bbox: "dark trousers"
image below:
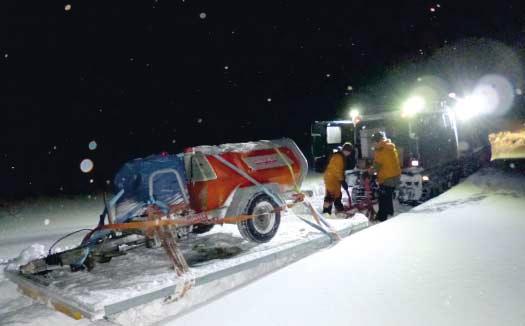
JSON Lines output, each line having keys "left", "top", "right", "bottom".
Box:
{"left": 323, "top": 192, "right": 344, "bottom": 214}
{"left": 376, "top": 185, "right": 395, "bottom": 221}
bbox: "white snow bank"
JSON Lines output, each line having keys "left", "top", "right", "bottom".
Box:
{"left": 6, "top": 244, "right": 46, "bottom": 272}
{"left": 174, "top": 168, "right": 525, "bottom": 326}
{"left": 464, "top": 167, "right": 525, "bottom": 194}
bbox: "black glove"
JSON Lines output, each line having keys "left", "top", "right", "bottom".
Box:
{"left": 342, "top": 180, "right": 349, "bottom": 191}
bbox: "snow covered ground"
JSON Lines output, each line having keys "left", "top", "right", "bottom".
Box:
{"left": 4, "top": 168, "right": 520, "bottom": 325}
{"left": 173, "top": 167, "right": 525, "bottom": 326}
{"left": 0, "top": 173, "right": 369, "bottom": 325}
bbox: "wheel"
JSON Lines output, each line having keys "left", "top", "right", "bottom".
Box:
{"left": 191, "top": 223, "right": 215, "bottom": 234}
{"left": 238, "top": 194, "right": 281, "bottom": 243}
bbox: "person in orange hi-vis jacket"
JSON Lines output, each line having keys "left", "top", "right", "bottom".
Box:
{"left": 369, "top": 131, "right": 401, "bottom": 222}
{"left": 323, "top": 142, "right": 353, "bottom": 216}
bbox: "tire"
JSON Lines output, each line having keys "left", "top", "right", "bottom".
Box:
{"left": 191, "top": 223, "right": 215, "bottom": 234}
{"left": 238, "top": 194, "right": 281, "bottom": 243}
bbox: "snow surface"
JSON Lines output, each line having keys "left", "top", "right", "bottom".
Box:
{"left": 191, "top": 138, "right": 292, "bottom": 155}
{"left": 174, "top": 167, "right": 525, "bottom": 326}
{"left": 0, "top": 172, "right": 372, "bottom": 325}
{"left": 8, "top": 167, "right": 513, "bottom": 326}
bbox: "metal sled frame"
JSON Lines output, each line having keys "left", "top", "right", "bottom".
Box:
{"left": 6, "top": 218, "right": 369, "bottom": 321}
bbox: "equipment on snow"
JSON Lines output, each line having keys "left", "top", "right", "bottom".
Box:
{"left": 18, "top": 138, "right": 310, "bottom": 276}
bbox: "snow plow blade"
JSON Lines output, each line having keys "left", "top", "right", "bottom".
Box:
{"left": 5, "top": 217, "right": 368, "bottom": 322}
{"left": 488, "top": 124, "right": 525, "bottom": 161}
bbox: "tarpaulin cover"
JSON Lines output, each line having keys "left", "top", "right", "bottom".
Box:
{"left": 113, "top": 154, "right": 188, "bottom": 222}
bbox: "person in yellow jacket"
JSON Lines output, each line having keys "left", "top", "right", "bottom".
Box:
{"left": 369, "top": 132, "right": 401, "bottom": 221}
{"left": 323, "top": 142, "right": 353, "bottom": 215}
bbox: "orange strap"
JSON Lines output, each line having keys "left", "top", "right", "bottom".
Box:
{"left": 101, "top": 197, "right": 306, "bottom": 232}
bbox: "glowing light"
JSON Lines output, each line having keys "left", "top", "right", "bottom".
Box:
{"left": 88, "top": 140, "right": 97, "bottom": 150}
{"left": 80, "top": 159, "right": 94, "bottom": 173}
{"left": 64, "top": 4, "right": 71, "bottom": 11}
{"left": 349, "top": 109, "right": 360, "bottom": 120}
{"left": 453, "top": 95, "right": 487, "bottom": 121}
{"left": 448, "top": 92, "right": 456, "bottom": 99}
{"left": 401, "top": 96, "right": 426, "bottom": 118}
{"left": 422, "top": 175, "right": 430, "bottom": 181}
{"left": 411, "top": 160, "right": 419, "bottom": 167}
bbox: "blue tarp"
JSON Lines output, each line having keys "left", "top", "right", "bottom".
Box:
{"left": 113, "top": 153, "right": 188, "bottom": 222}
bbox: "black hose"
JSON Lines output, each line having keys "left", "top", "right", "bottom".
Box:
{"left": 48, "top": 229, "right": 94, "bottom": 256}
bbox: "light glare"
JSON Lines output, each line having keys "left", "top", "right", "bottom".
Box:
{"left": 401, "top": 96, "right": 425, "bottom": 118}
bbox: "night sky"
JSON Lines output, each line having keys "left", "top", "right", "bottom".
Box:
{"left": 3, "top": 1, "right": 525, "bottom": 197}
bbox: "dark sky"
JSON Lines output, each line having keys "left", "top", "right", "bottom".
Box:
{"left": 2, "top": 0, "right": 525, "bottom": 197}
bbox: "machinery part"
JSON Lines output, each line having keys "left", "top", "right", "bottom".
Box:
{"left": 238, "top": 194, "right": 281, "bottom": 243}
{"left": 191, "top": 223, "right": 215, "bottom": 234}
{"left": 489, "top": 128, "right": 525, "bottom": 161}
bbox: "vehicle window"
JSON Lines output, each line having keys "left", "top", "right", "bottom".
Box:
{"left": 326, "top": 126, "right": 342, "bottom": 144}
{"left": 191, "top": 152, "right": 217, "bottom": 182}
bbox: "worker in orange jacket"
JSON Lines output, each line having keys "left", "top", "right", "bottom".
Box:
{"left": 370, "top": 132, "right": 401, "bottom": 221}
{"left": 323, "top": 142, "right": 353, "bottom": 215}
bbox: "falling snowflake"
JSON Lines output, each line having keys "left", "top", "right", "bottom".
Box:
{"left": 80, "top": 159, "right": 94, "bottom": 173}
{"left": 53, "top": 145, "right": 57, "bottom": 150}
{"left": 89, "top": 179, "right": 94, "bottom": 184}
{"left": 224, "top": 66, "right": 229, "bottom": 70}
{"left": 267, "top": 98, "right": 272, "bottom": 102}
{"left": 44, "top": 219, "right": 50, "bottom": 226}
{"left": 430, "top": 7, "right": 436, "bottom": 12}
{"left": 326, "top": 74, "right": 331, "bottom": 78}
{"left": 197, "top": 118, "right": 203, "bottom": 123}
{"left": 106, "top": 180, "right": 111, "bottom": 185}
{"left": 347, "top": 85, "right": 353, "bottom": 91}
{"left": 11, "top": 166, "right": 15, "bottom": 170}
{"left": 417, "top": 77, "right": 422, "bottom": 82}
{"left": 4, "top": 53, "right": 8, "bottom": 58}
{"left": 172, "top": 139, "right": 177, "bottom": 144}
{"left": 88, "top": 140, "right": 97, "bottom": 150}
{"left": 199, "top": 12, "right": 207, "bottom": 19}
{"left": 516, "top": 88, "right": 522, "bottom": 95}
{"left": 59, "top": 186, "right": 64, "bottom": 191}
{"left": 130, "top": 57, "right": 135, "bottom": 62}
{"left": 64, "top": 4, "right": 71, "bottom": 11}
{"left": 436, "top": 4, "right": 441, "bottom": 8}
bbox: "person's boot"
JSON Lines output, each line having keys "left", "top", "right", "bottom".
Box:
{"left": 322, "top": 206, "right": 332, "bottom": 218}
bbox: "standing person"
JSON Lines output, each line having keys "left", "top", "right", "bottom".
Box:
{"left": 323, "top": 142, "right": 353, "bottom": 216}
{"left": 370, "top": 132, "right": 401, "bottom": 222}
